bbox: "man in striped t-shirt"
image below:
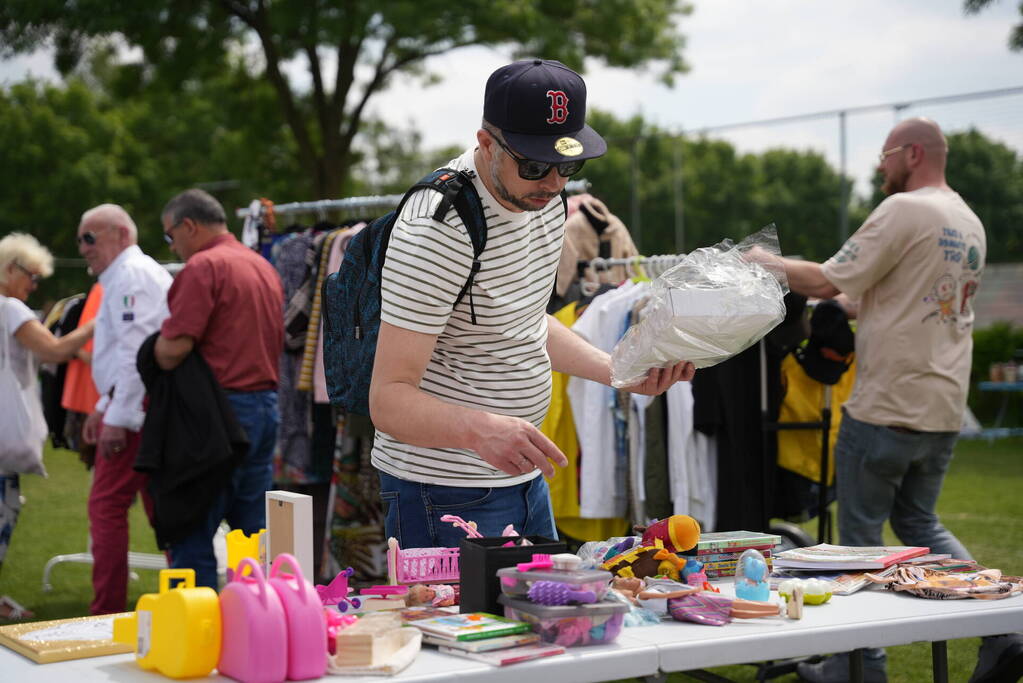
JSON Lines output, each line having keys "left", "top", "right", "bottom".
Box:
{"left": 370, "top": 60, "right": 695, "bottom": 549}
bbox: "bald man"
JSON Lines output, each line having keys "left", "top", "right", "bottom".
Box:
{"left": 77, "top": 204, "right": 172, "bottom": 614}
{"left": 781, "top": 122, "right": 1017, "bottom": 682}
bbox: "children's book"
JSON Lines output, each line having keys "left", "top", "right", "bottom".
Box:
{"left": 398, "top": 606, "right": 457, "bottom": 623}
{"left": 406, "top": 612, "right": 531, "bottom": 641}
{"left": 438, "top": 642, "right": 565, "bottom": 666}
{"left": 693, "top": 531, "right": 782, "bottom": 553}
{"left": 422, "top": 632, "right": 540, "bottom": 652}
{"left": 773, "top": 544, "right": 929, "bottom": 570}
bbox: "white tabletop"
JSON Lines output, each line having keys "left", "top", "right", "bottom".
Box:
{"left": 627, "top": 588, "right": 1023, "bottom": 673}
{"left": 3, "top": 588, "right": 1021, "bottom": 682}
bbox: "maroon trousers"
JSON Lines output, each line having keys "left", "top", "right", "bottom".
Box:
{"left": 87, "top": 427, "right": 154, "bottom": 615}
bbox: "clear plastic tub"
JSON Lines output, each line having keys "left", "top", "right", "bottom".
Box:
{"left": 498, "top": 594, "right": 628, "bottom": 647}
{"left": 496, "top": 566, "right": 612, "bottom": 601}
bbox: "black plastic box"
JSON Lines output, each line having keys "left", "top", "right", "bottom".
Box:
{"left": 458, "top": 535, "right": 566, "bottom": 614}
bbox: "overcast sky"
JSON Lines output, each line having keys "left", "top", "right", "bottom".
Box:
{"left": 2, "top": 0, "right": 1021, "bottom": 198}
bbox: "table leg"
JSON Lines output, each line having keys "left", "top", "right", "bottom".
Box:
{"left": 932, "top": 640, "right": 948, "bottom": 683}
{"left": 850, "top": 649, "right": 864, "bottom": 682}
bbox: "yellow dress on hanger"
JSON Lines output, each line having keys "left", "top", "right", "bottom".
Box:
{"left": 543, "top": 302, "right": 628, "bottom": 542}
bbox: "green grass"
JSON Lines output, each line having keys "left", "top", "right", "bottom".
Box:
{"left": 2, "top": 438, "right": 1021, "bottom": 682}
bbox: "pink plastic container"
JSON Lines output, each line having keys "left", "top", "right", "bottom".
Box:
{"left": 268, "top": 554, "right": 327, "bottom": 681}
{"left": 219, "top": 557, "right": 288, "bottom": 683}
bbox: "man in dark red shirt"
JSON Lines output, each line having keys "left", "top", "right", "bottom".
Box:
{"left": 155, "top": 188, "right": 284, "bottom": 588}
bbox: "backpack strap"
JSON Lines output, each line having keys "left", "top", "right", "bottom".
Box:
{"left": 409, "top": 168, "right": 488, "bottom": 324}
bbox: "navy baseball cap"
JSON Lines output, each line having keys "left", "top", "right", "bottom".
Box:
{"left": 484, "top": 59, "right": 607, "bottom": 164}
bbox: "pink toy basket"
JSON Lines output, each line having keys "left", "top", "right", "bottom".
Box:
{"left": 268, "top": 554, "right": 327, "bottom": 681}
{"left": 219, "top": 557, "right": 288, "bottom": 683}
{"left": 386, "top": 537, "right": 460, "bottom": 584}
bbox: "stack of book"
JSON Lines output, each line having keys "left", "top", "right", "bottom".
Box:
{"left": 687, "top": 530, "right": 782, "bottom": 578}
{"left": 401, "top": 609, "right": 565, "bottom": 666}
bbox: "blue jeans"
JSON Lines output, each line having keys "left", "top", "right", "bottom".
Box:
{"left": 378, "top": 472, "right": 557, "bottom": 549}
{"left": 835, "top": 409, "right": 972, "bottom": 560}
{"left": 169, "top": 390, "right": 279, "bottom": 588}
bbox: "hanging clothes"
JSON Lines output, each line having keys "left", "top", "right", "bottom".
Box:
{"left": 568, "top": 280, "right": 648, "bottom": 519}
{"left": 542, "top": 302, "right": 628, "bottom": 542}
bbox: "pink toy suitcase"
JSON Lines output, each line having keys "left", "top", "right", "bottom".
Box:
{"left": 268, "top": 554, "right": 327, "bottom": 680}
{"left": 218, "top": 557, "right": 288, "bottom": 683}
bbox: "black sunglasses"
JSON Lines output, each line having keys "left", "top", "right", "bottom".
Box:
{"left": 76, "top": 225, "right": 114, "bottom": 246}
{"left": 491, "top": 134, "right": 585, "bottom": 181}
{"left": 14, "top": 262, "right": 41, "bottom": 284}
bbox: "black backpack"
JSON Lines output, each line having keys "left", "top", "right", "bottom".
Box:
{"left": 321, "top": 168, "right": 487, "bottom": 416}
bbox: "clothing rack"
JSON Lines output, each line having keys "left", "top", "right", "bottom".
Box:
{"left": 239, "top": 179, "right": 592, "bottom": 249}
{"left": 237, "top": 179, "right": 593, "bottom": 220}
{"left": 576, "top": 253, "right": 686, "bottom": 280}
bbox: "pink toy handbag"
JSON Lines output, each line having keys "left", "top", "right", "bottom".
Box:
{"left": 268, "top": 553, "right": 327, "bottom": 680}
{"left": 218, "top": 557, "right": 288, "bottom": 683}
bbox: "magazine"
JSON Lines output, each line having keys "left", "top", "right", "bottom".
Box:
{"left": 438, "top": 642, "right": 565, "bottom": 666}
{"left": 406, "top": 612, "right": 531, "bottom": 642}
{"left": 773, "top": 544, "right": 929, "bottom": 570}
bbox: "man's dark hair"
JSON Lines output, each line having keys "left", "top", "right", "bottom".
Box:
{"left": 162, "top": 188, "right": 227, "bottom": 226}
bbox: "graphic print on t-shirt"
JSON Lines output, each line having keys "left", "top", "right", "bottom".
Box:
{"left": 921, "top": 227, "right": 983, "bottom": 329}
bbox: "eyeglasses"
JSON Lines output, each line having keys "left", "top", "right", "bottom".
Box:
{"left": 76, "top": 225, "right": 113, "bottom": 246}
{"left": 163, "top": 221, "right": 183, "bottom": 245}
{"left": 14, "top": 262, "right": 41, "bottom": 284}
{"left": 878, "top": 143, "right": 911, "bottom": 163}
{"left": 490, "top": 133, "right": 585, "bottom": 181}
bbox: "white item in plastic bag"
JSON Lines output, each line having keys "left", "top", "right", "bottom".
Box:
{"left": 610, "top": 225, "right": 788, "bottom": 388}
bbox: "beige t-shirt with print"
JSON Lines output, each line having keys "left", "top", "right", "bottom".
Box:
{"left": 821, "top": 187, "right": 985, "bottom": 432}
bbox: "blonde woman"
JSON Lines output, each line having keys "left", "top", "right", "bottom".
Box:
{"left": 0, "top": 232, "right": 94, "bottom": 619}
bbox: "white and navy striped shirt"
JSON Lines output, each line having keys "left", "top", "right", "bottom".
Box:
{"left": 372, "top": 149, "right": 566, "bottom": 487}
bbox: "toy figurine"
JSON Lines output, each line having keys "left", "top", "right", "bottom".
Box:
{"left": 733, "top": 548, "right": 771, "bottom": 602}
{"left": 601, "top": 539, "right": 685, "bottom": 581}
{"left": 635, "top": 515, "right": 701, "bottom": 554}
{"left": 407, "top": 583, "right": 457, "bottom": 607}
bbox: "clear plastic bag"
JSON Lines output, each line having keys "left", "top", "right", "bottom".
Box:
{"left": 610, "top": 225, "right": 788, "bottom": 388}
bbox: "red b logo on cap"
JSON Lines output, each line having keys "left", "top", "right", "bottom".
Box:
{"left": 546, "top": 90, "right": 569, "bottom": 124}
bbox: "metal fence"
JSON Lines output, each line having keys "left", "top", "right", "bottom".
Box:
{"left": 613, "top": 86, "right": 1023, "bottom": 254}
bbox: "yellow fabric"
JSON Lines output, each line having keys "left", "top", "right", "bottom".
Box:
{"left": 543, "top": 302, "right": 627, "bottom": 541}
{"left": 777, "top": 353, "right": 857, "bottom": 485}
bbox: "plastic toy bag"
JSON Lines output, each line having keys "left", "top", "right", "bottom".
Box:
{"left": 610, "top": 225, "right": 789, "bottom": 388}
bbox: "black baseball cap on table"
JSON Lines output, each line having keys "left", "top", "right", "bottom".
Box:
{"left": 484, "top": 59, "right": 607, "bottom": 164}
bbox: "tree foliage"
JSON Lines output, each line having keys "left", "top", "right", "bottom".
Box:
{"left": 0, "top": 0, "right": 693, "bottom": 198}
{"left": 867, "top": 127, "right": 1023, "bottom": 262}
{"left": 578, "top": 111, "right": 859, "bottom": 262}
{"left": 0, "top": 50, "right": 303, "bottom": 302}
{"left": 964, "top": 0, "right": 1023, "bottom": 50}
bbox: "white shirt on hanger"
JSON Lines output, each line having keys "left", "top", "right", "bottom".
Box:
{"left": 569, "top": 279, "right": 649, "bottom": 519}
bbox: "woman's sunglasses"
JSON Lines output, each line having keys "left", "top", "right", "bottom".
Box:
{"left": 14, "top": 262, "right": 41, "bottom": 284}
{"left": 491, "top": 134, "right": 585, "bottom": 181}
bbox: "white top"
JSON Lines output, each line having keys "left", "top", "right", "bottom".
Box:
{"left": 568, "top": 280, "right": 649, "bottom": 518}
{"left": 373, "top": 149, "right": 566, "bottom": 487}
{"left": 821, "top": 187, "right": 986, "bottom": 431}
{"left": 0, "top": 295, "right": 40, "bottom": 388}
{"left": 93, "top": 245, "right": 173, "bottom": 431}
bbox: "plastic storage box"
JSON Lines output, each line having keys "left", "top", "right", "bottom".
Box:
{"left": 496, "top": 565, "right": 612, "bottom": 602}
{"left": 498, "top": 594, "right": 629, "bottom": 647}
